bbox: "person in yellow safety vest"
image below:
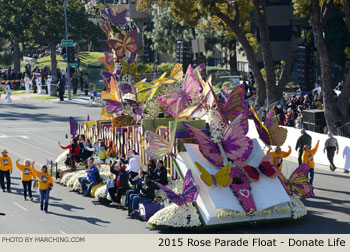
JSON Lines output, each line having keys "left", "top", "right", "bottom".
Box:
{"left": 0, "top": 149, "right": 13, "bottom": 192}
{"left": 16, "top": 159, "right": 37, "bottom": 201}
{"left": 266, "top": 145, "right": 292, "bottom": 170}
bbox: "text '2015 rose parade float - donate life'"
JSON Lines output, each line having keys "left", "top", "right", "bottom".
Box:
{"left": 55, "top": 2, "right": 313, "bottom": 230}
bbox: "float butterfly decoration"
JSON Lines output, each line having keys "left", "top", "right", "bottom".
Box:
{"left": 234, "top": 154, "right": 278, "bottom": 182}
{"left": 155, "top": 169, "right": 200, "bottom": 206}
{"left": 157, "top": 65, "right": 201, "bottom": 118}
{"left": 193, "top": 161, "right": 233, "bottom": 187}
{"left": 182, "top": 113, "right": 253, "bottom": 167}
{"left": 250, "top": 106, "right": 287, "bottom": 146}
{"left": 101, "top": 66, "right": 123, "bottom": 85}
{"left": 100, "top": 7, "right": 129, "bottom": 27}
{"left": 108, "top": 29, "right": 138, "bottom": 59}
{"left": 277, "top": 163, "right": 314, "bottom": 199}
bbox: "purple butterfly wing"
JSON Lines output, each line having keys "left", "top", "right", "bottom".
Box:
{"left": 180, "top": 169, "right": 200, "bottom": 203}
{"left": 101, "top": 71, "right": 112, "bottom": 83}
{"left": 104, "top": 51, "right": 114, "bottom": 65}
{"left": 182, "top": 122, "right": 223, "bottom": 167}
{"left": 223, "top": 84, "right": 249, "bottom": 121}
{"left": 155, "top": 182, "right": 186, "bottom": 206}
{"left": 128, "top": 53, "right": 137, "bottom": 64}
{"left": 222, "top": 113, "right": 253, "bottom": 162}
{"left": 113, "top": 67, "right": 123, "bottom": 83}
{"left": 119, "top": 82, "right": 132, "bottom": 95}
{"left": 250, "top": 106, "right": 272, "bottom": 145}
{"left": 101, "top": 8, "right": 129, "bottom": 27}
{"left": 105, "top": 100, "right": 123, "bottom": 114}
{"left": 69, "top": 116, "right": 78, "bottom": 136}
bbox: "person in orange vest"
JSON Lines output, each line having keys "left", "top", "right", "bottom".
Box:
{"left": 302, "top": 140, "right": 320, "bottom": 185}
{"left": 266, "top": 145, "right": 292, "bottom": 170}
{"left": 16, "top": 159, "right": 37, "bottom": 201}
{"left": 0, "top": 149, "right": 13, "bottom": 192}
{"left": 31, "top": 162, "right": 53, "bottom": 213}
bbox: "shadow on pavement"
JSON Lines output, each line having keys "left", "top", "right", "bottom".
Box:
{"left": 50, "top": 202, "right": 85, "bottom": 212}
{"left": 48, "top": 211, "right": 111, "bottom": 226}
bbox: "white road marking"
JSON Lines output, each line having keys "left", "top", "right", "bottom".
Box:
{"left": 22, "top": 130, "right": 58, "bottom": 144}
{"left": 59, "top": 230, "right": 66, "bottom": 234}
{"left": 14, "top": 202, "right": 28, "bottom": 212}
{"left": 0, "top": 134, "right": 29, "bottom": 139}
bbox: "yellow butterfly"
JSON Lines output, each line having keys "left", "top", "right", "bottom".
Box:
{"left": 193, "top": 161, "right": 233, "bottom": 187}
{"left": 100, "top": 107, "right": 113, "bottom": 120}
{"left": 152, "top": 64, "right": 183, "bottom": 85}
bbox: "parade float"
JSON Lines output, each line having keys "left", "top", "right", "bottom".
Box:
{"left": 56, "top": 2, "right": 313, "bottom": 230}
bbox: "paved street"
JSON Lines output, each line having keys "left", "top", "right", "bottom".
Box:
{"left": 0, "top": 97, "right": 349, "bottom": 234}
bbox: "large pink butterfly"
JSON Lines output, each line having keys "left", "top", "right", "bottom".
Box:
{"left": 182, "top": 113, "right": 253, "bottom": 167}
{"left": 157, "top": 65, "right": 200, "bottom": 118}
{"left": 108, "top": 30, "right": 138, "bottom": 59}
{"left": 100, "top": 8, "right": 129, "bottom": 27}
{"left": 234, "top": 154, "right": 278, "bottom": 182}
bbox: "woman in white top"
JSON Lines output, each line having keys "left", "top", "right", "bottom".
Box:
{"left": 5, "top": 82, "right": 12, "bottom": 103}
{"left": 24, "top": 73, "right": 31, "bottom": 93}
{"left": 119, "top": 150, "right": 140, "bottom": 179}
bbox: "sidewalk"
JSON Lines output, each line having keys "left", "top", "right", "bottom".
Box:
{"left": 5, "top": 90, "right": 102, "bottom": 106}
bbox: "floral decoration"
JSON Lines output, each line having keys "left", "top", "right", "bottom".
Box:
{"left": 288, "top": 196, "right": 307, "bottom": 220}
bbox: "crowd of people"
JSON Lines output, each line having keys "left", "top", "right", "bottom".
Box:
{"left": 57, "top": 134, "right": 168, "bottom": 218}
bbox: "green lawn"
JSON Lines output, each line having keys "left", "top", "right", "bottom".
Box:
{"left": 27, "top": 51, "right": 104, "bottom": 70}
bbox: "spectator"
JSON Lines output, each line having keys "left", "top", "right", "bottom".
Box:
{"left": 80, "top": 139, "right": 95, "bottom": 164}
{"left": 24, "top": 73, "right": 31, "bottom": 94}
{"left": 294, "top": 113, "right": 303, "bottom": 129}
{"left": 124, "top": 169, "right": 146, "bottom": 210}
{"left": 94, "top": 140, "right": 108, "bottom": 164}
{"left": 72, "top": 74, "right": 78, "bottom": 95}
{"left": 295, "top": 128, "right": 312, "bottom": 166}
{"left": 302, "top": 140, "right": 320, "bottom": 185}
{"left": 125, "top": 150, "right": 140, "bottom": 179}
{"left": 324, "top": 132, "right": 339, "bottom": 171}
{"left": 78, "top": 157, "right": 101, "bottom": 196}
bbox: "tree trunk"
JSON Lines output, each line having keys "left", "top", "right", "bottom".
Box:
{"left": 12, "top": 39, "right": 21, "bottom": 75}
{"left": 310, "top": 0, "right": 338, "bottom": 133}
{"left": 277, "top": 51, "right": 297, "bottom": 98}
{"left": 253, "top": 0, "right": 278, "bottom": 105}
{"left": 216, "top": 10, "right": 266, "bottom": 108}
{"left": 337, "top": 71, "right": 350, "bottom": 122}
{"left": 49, "top": 41, "right": 58, "bottom": 84}
{"left": 228, "top": 42, "right": 238, "bottom": 75}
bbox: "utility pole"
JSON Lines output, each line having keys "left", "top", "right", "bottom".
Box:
{"left": 64, "top": 0, "right": 71, "bottom": 100}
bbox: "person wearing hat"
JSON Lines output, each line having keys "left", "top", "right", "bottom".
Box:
{"left": 108, "top": 161, "right": 128, "bottom": 206}
{"left": 266, "top": 145, "right": 292, "bottom": 171}
{"left": 295, "top": 128, "right": 312, "bottom": 165}
{"left": 0, "top": 149, "right": 13, "bottom": 192}
{"left": 31, "top": 162, "right": 53, "bottom": 213}
{"left": 16, "top": 159, "right": 37, "bottom": 201}
{"left": 302, "top": 140, "right": 320, "bottom": 185}
{"left": 323, "top": 131, "right": 339, "bottom": 171}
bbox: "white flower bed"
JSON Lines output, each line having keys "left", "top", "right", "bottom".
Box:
{"left": 94, "top": 185, "right": 107, "bottom": 200}
{"left": 61, "top": 172, "right": 75, "bottom": 186}
{"left": 155, "top": 175, "right": 183, "bottom": 207}
{"left": 56, "top": 150, "right": 70, "bottom": 173}
{"left": 67, "top": 170, "right": 87, "bottom": 188}
{"left": 288, "top": 196, "right": 308, "bottom": 220}
{"left": 148, "top": 203, "right": 202, "bottom": 228}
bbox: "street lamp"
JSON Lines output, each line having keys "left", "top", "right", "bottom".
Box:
{"left": 64, "top": 0, "right": 71, "bottom": 100}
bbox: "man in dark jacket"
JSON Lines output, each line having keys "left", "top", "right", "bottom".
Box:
{"left": 58, "top": 73, "right": 65, "bottom": 101}
{"left": 151, "top": 160, "right": 168, "bottom": 186}
{"left": 295, "top": 128, "right": 312, "bottom": 165}
{"left": 124, "top": 169, "right": 146, "bottom": 209}
{"left": 108, "top": 161, "right": 128, "bottom": 206}
{"left": 129, "top": 175, "right": 155, "bottom": 216}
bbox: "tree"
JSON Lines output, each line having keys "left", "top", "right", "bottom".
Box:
{"left": 0, "top": 0, "right": 34, "bottom": 75}
{"left": 293, "top": 0, "right": 350, "bottom": 133}
{"left": 137, "top": 0, "right": 296, "bottom": 107}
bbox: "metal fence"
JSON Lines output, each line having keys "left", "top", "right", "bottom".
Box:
{"left": 337, "top": 121, "right": 350, "bottom": 138}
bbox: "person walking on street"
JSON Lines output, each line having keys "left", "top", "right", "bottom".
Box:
{"left": 24, "top": 73, "right": 31, "bottom": 94}
{"left": 324, "top": 132, "right": 339, "bottom": 171}
{"left": 31, "top": 162, "right": 53, "bottom": 213}
{"left": 58, "top": 75, "right": 65, "bottom": 101}
{"left": 16, "top": 159, "right": 36, "bottom": 201}
{"left": 302, "top": 140, "right": 320, "bottom": 185}
{"left": 5, "top": 81, "right": 12, "bottom": 103}
{"left": 295, "top": 128, "right": 312, "bottom": 165}
{"left": 0, "top": 149, "right": 13, "bottom": 192}
{"left": 266, "top": 145, "right": 292, "bottom": 171}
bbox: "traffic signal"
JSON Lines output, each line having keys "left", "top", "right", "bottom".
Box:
{"left": 177, "top": 40, "right": 192, "bottom": 71}
{"left": 67, "top": 46, "right": 75, "bottom": 63}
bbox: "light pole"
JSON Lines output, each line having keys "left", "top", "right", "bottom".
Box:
{"left": 64, "top": 0, "right": 71, "bottom": 100}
